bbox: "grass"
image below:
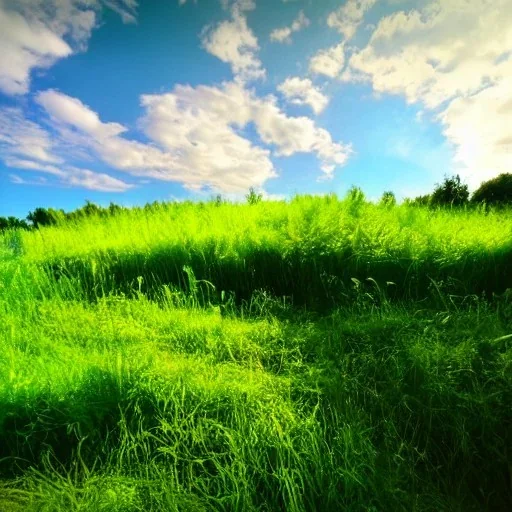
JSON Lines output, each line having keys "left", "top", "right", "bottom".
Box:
{"left": 13, "top": 195, "right": 512, "bottom": 305}
{"left": 0, "top": 195, "right": 511, "bottom": 510}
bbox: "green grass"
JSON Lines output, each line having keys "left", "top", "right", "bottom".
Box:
{"left": 13, "top": 195, "right": 512, "bottom": 305}
{"left": 0, "top": 196, "right": 511, "bottom": 510}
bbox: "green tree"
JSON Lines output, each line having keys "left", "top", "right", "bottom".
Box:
{"left": 246, "top": 187, "right": 263, "bottom": 205}
{"left": 430, "top": 174, "right": 469, "bottom": 207}
{"left": 26, "top": 207, "right": 64, "bottom": 228}
{"left": 471, "top": 173, "right": 512, "bottom": 207}
{"left": 108, "top": 202, "right": 123, "bottom": 216}
{"left": 407, "top": 194, "right": 432, "bottom": 207}
{"left": 379, "top": 191, "right": 396, "bottom": 207}
{"left": 0, "top": 216, "right": 29, "bottom": 231}
{"left": 82, "top": 200, "right": 103, "bottom": 217}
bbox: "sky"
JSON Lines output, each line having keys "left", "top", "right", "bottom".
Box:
{"left": 0, "top": 0, "right": 511, "bottom": 218}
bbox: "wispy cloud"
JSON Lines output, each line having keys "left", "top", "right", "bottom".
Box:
{"left": 1, "top": 78, "right": 350, "bottom": 193}
{"left": 327, "top": 0, "right": 379, "bottom": 41}
{"left": 0, "top": 105, "right": 132, "bottom": 192}
{"left": 0, "top": 0, "right": 138, "bottom": 95}
{"left": 344, "top": 0, "right": 512, "bottom": 187}
{"left": 6, "top": 158, "right": 133, "bottom": 192}
{"left": 201, "top": 0, "right": 264, "bottom": 82}
{"left": 270, "top": 10, "right": 310, "bottom": 44}
{"left": 309, "top": 43, "right": 345, "bottom": 78}
{"left": 277, "top": 77, "right": 329, "bottom": 114}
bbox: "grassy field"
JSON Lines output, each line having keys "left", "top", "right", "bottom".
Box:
{"left": 1, "top": 195, "right": 511, "bottom": 511}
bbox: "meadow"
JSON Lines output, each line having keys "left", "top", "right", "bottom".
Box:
{"left": 0, "top": 194, "right": 511, "bottom": 511}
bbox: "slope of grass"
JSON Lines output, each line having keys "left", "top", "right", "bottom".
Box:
{"left": 1, "top": 198, "right": 511, "bottom": 510}
{"left": 13, "top": 196, "right": 512, "bottom": 306}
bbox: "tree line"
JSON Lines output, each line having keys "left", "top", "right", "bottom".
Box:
{"left": 1, "top": 174, "right": 511, "bottom": 232}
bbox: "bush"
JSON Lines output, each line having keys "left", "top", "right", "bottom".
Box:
{"left": 430, "top": 174, "right": 469, "bottom": 207}
{"left": 379, "top": 191, "right": 396, "bottom": 207}
{"left": 0, "top": 216, "right": 29, "bottom": 232}
{"left": 471, "top": 173, "right": 512, "bottom": 206}
{"left": 26, "top": 207, "right": 65, "bottom": 228}
{"left": 404, "top": 194, "right": 431, "bottom": 207}
{"left": 246, "top": 187, "right": 263, "bottom": 205}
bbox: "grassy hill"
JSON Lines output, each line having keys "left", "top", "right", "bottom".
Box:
{"left": 1, "top": 195, "right": 511, "bottom": 511}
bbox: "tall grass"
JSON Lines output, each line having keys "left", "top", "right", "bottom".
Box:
{"left": 14, "top": 196, "right": 512, "bottom": 306}
{"left": 0, "top": 196, "right": 511, "bottom": 510}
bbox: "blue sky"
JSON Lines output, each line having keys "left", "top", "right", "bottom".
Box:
{"left": 0, "top": 0, "right": 511, "bottom": 218}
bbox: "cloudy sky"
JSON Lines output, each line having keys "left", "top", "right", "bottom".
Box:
{"left": 0, "top": 0, "right": 511, "bottom": 217}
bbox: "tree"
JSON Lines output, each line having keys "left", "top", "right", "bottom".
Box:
{"left": 0, "top": 216, "right": 29, "bottom": 231}
{"left": 108, "top": 202, "right": 123, "bottom": 216}
{"left": 82, "top": 200, "right": 103, "bottom": 217}
{"left": 471, "top": 173, "right": 512, "bottom": 207}
{"left": 379, "top": 191, "right": 396, "bottom": 207}
{"left": 26, "top": 207, "right": 64, "bottom": 228}
{"left": 407, "top": 194, "right": 432, "bottom": 207}
{"left": 246, "top": 187, "right": 263, "bottom": 205}
{"left": 430, "top": 174, "right": 469, "bottom": 207}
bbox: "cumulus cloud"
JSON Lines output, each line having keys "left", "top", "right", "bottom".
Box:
{"left": 344, "top": 0, "right": 512, "bottom": 186}
{"left": 438, "top": 65, "right": 512, "bottom": 189}
{"left": 270, "top": 10, "right": 310, "bottom": 44}
{"left": 31, "top": 87, "right": 274, "bottom": 193}
{"left": 37, "top": 90, "right": 128, "bottom": 139}
{"left": 201, "top": 1, "right": 264, "bottom": 82}
{"left": 0, "top": 107, "right": 63, "bottom": 163}
{"left": 5, "top": 157, "right": 132, "bottom": 191}
{"left": 0, "top": 0, "right": 138, "bottom": 95}
{"left": 309, "top": 43, "right": 345, "bottom": 78}
{"left": 141, "top": 81, "right": 349, "bottom": 179}
{"left": 0, "top": 104, "right": 134, "bottom": 192}
{"left": 277, "top": 77, "right": 329, "bottom": 114}
{"left": 1, "top": 80, "right": 350, "bottom": 192}
{"left": 0, "top": 107, "right": 132, "bottom": 192}
{"left": 327, "top": 0, "right": 378, "bottom": 40}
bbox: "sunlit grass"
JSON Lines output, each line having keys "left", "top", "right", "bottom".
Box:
{"left": 1, "top": 197, "right": 511, "bottom": 510}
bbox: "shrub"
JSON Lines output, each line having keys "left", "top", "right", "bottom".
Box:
{"left": 471, "top": 173, "right": 512, "bottom": 206}
{"left": 246, "top": 187, "right": 263, "bottom": 205}
{"left": 430, "top": 174, "right": 469, "bottom": 207}
{"left": 379, "top": 191, "right": 396, "bottom": 207}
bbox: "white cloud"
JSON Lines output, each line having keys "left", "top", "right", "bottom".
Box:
{"left": 141, "top": 81, "right": 349, "bottom": 183}
{"left": 344, "top": 0, "right": 512, "bottom": 186}
{"left": 5, "top": 158, "right": 132, "bottom": 191}
{"left": 5, "top": 81, "right": 349, "bottom": 192}
{"left": 327, "top": 0, "right": 379, "bottom": 40}
{"left": 201, "top": 3, "right": 264, "bottom": 82}
{"left": 345, "top": 0, "right": 512, "bottom": 108}
{"left": 0, "top": 0, "right": 137, "bottom": 95}
{"left": 277, "top": 77, "right": 329, "bottom": 114}
{"left": 0, "top": 105, "right": 132, "bottom": 192}
{"left": 251, "top": 102, "right": 350, "bottom": 176}
{"left": 37, "top": 90, "right": 127, "bottom": 139}
{"left": 0, "top": 107, "right": 62, "bottom": 163}
{"left": 139, "top": 83, "right": 276, "bottom": 192}
{"left": 270, "top": 10, "right": 310, "bottom": 44}
{"left": 102, "top": 0, "right": 138, "bottom": 24}
{"left": 438, "top": 66, "right": 512, "bottom": 189}
{"left": 309, "top": 43, "right": 345, "bottom": 78}
{"left": 30, "top": 87, "right": 274, "bottom": 193}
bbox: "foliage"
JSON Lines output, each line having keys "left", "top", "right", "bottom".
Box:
{"left": 26, "top": 207, "right": 65, "bottom": 228}
{"left": 471, "top": 172, "right": 512, "bottom": 206}
{"left": 379, "top": 191, "right": 396, "bottom": 207}
{"left": 1, "top": 196, "right": 512, "bottom": 510}
{"left": 404, "top": 194, "right": 431, "bottom": 207}
{"left": 430, "top": 174, "right": 469, "bottom": 207}
{"left": 0, "top": 216, "right": 29, "bottom": 231}
{"left": 246, "top": 187, "right": 263, "bottom": 205}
